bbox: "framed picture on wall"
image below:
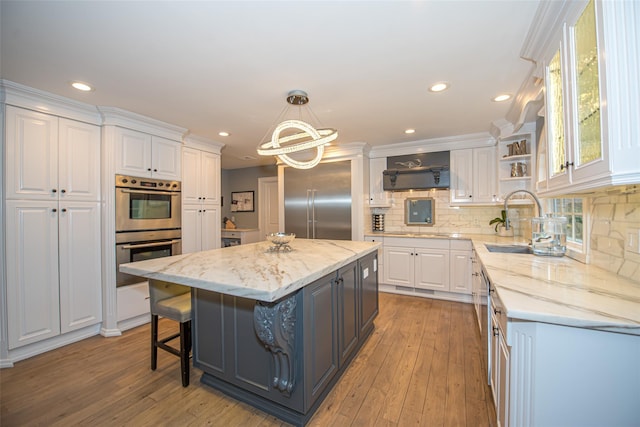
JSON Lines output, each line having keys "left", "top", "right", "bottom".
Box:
{"left": 231, "top": 191, "right": 254, "bottom": 212}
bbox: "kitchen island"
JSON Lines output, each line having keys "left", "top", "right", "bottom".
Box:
{"left": 120, "top": 239, "right": 380, "bottom": 426}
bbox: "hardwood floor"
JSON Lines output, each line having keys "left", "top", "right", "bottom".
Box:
{"left": 0, "top": 293, "right": 496, "bottom": 426}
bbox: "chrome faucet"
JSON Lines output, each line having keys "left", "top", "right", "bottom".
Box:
{"left": 503, "top": 189, "right": 543, "bottom": 230}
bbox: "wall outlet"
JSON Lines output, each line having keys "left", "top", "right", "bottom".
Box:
{"left": 626, "top": 228, "right": 640, "bottom": 254}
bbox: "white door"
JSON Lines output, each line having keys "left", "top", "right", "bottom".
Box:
{"left": 450, "top": 250, "right": 472, "bottom": 294}
{"left": 382, "top": 246, "right": 414, "bottom": 287}
{"left": 201, "top": 206, "right": 220, "bottom": 250}
{"left": 473, "top": 146, "right": 497, "bottom": 203}
{"left": 115, "top": 127, "right": 152, "bottom": 177}
{"left": 201, "top": 151, "right": 220, "bottom": 205}
{"left": 259, "top": 177, "right": 279, "bottom": 238}
{"left": 181, "top": 147, "right": 202, "bottom": 204}
{"left": 58, "top": 118, "right": 101, "bottom": 202}
{"left": 59, "top": 201, "right": 102, "bottom": 333}
{"left": 450, "top": 149, "right": 474, "bottom": 203}
{"left": 414, "top": 249, "right": 449, "bottom": 291}
{"left": 151, "top": 136, "right": 181, "bottom": 180}
{"left": 181, "top": 204, "right": 202, "bottom": 253}
{"left": 5, "top": 106, "right": 59, "bottom": 200}
{"left": 5, "top": 200, "right": 60, "bottom": 349}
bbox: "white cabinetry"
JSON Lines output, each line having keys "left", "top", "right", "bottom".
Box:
{"left": 383, "top": 237, "right": 449, "bottom": 291}
{"left": 181, "top": 142, "right": 222, "bottom": 254}
{"left": 449, "top": 240, "right": 472, "bottom": 294}
{"left": 4, "top": 106, "right": 102, "bottom": 350}
{"left": 490, "top": 290, "right": 510, "bottom": 427}
{"left": 115, "top": 127, "right": 181, "bottom": 180}
{"left": 535, "top": 0, "right": 640, "bottom": 195}
{"left": 450, "top": 147, "right": 497, "bottom": 205}
{"left": 368, "top": 157, "right": 390, "bottom": 207}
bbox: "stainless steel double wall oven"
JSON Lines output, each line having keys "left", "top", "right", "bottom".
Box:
{"left": 115, "top": 174, "right": 182, "bottom": 287}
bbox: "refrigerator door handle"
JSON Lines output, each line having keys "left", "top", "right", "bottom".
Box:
{"left": 311, "top": 189, "right": 317, "bottom": 239}
{"left": 306, "top": 189, "right": 312, "bottom": 239}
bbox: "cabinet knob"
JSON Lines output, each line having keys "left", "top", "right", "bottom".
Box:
{"left": 493, "top": 327, "right": 500, "bottom": 337}
{"left": 202, "top": 209, "right": 206, "bottom": 212}
{"left": 61, "top": 189, "right": 66, "bottom": 194}
{"left": 52, "top": 189, "right": 57, "bottom": 193}
{"left": 153, "top": 168, "right": 158, "bottom": 172}
{"left": 494, "top": 308, "right": 502, "bottom": 315}
{"left": 147, "top": 168, "right": 152, "bottom": 171}
{"left": 52, "top": 208, "right": 57, "bottom": 212}
{"left": 469, "top": 195, "right": 473, "bottom": 198}
{"left": 61, "top": 208, "right": 67, "bottom": 213}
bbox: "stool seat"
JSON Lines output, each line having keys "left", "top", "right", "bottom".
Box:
{"left": 149, "top": 280, "right": 192, "bottom": 387}
{"left": 155, "top": 292, "right": 191, "bottom": 323}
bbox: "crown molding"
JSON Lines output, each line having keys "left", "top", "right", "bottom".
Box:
{"left": 368, "top": 132, "right": 495, "bottom": 158}
{"left": 98, "top": 106, "right": 188, "bottom": 141}
{"left": 0, "top": 79, "right": 101, "bottom": 125}
{"left": 183, "top": 133, "right": 225, "bottom": 153}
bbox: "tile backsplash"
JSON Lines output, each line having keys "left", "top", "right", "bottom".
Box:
{"left": 587, "top": 186, "right": 640, "bottom": 283}
{"left": 368, "top": 189, "right": 533, "bottom": 237}
{"left": 368, "top": 186, "right": 640, "bottom": 284}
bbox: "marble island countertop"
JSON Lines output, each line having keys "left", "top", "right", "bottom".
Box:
{"left": 367, "top": 231, "right": 640, "bottom": 336}
{"left": 120, "top": 239, "right": 379, "bottom": 302}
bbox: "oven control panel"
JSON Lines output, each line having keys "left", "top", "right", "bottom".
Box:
{"left": 116, "top": 174, "right": 181, "bottom": 191}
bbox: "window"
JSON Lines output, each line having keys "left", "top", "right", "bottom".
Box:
{"left": 548, "top": 197, "right": 588, "bottom": 259}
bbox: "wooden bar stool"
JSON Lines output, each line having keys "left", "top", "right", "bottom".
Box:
{"left": 149, "top": 280, "right": 192, "bottom": 387}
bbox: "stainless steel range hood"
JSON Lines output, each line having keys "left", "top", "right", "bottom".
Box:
{"left": 382, "top": 151, "right": 450, "bottom": 191}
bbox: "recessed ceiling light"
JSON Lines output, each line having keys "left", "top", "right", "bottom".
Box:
{"left": 218, "top": 131, "right": 230, "bottom": 137}
{"left": 429, "top": 82, "right": 449, "bottom": 92}
{"left": 71, "top": 81, "right": 93, "bottom": 92}
{"left": 405, "top": 129, "right": 416, "bottom": 134}
{"left": 493, "top": 94, "right": 512, "bottom": 102}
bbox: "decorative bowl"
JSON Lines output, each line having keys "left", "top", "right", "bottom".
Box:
{"left": 266, "top": 233, "right": 295, "bottom": 251}
{"left": 266, "top": 232, "right": 296, "bottom": 245}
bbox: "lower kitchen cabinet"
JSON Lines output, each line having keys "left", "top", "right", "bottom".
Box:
{"left": 383, "top": 238, "right": 449, "bottom": 291}
{"left": 381, "top": 237, "right": 472, "bottom": 302}
{"left": 489, "top": 289, "right": 640, "bottom": 426}
{"left": 193, "top": 252, "right": 378, "bottom": 424}
{"left": 5, "top": 200, "right": 102, "bottom": 349}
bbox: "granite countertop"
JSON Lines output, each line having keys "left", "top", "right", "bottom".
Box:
{"left": 120, "top": 239, "right": 380, "bottom": 302}
{"left": 366, "top": 231, "right": 640, "bottom": 336}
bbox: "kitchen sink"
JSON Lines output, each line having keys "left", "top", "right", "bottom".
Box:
{"left": 485, "top": 244, "right": 533, "bottom": 254}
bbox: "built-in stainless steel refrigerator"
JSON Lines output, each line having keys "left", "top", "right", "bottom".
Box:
{"left": 284, "top": 160, "right": 352, "bottom": 240}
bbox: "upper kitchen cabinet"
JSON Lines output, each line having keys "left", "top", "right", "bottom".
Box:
{"left": 534, "top": 0, "right": 640, "bottom": 195}
{"left": 115, "top": 127, "right": 182, "bottom": 180}
{"left": 368, "top": 157, "right": 390, "bottom": 207}
{"left": 450, "top": 146, "right": 497, "bottom": 205}
{"left": 181, "top": 135, "right": 224, "bottom": 253}
{"left": 5, "top": 106, "right": 101, "bottom": 202}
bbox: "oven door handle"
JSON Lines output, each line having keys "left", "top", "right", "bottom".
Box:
{"left": 119, "top": 188, "right": 180, "bottom": 196}
{"left": 120, "top": 239, "right": 182, "bottom": 250}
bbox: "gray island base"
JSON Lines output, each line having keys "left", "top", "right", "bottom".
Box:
{"left": 192, "top": 251, "right": 378, "bottom": 426}
{"left": 120, "top": 240, "right": 381, "bottom": 426}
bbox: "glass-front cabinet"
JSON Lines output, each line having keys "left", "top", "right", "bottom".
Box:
{"left": 536, "top": 0, "right": 640, "bottom": 195}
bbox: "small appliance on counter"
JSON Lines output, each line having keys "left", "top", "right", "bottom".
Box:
{"left": 372, "top": 214, "right": 385, "bottom": 231}
{"left": 531, "top": 215, "right": 567, "bottom": 256}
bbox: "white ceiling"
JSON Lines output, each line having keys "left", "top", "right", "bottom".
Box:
{"left": 1, "top": 0, "right": 541, "bottom": 169}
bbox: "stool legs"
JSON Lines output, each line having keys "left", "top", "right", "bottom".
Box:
{"left": 151, "top": 314, "right": 159, "bottom": 370}
{"left": 150, "top": 315, "right": 191, "bottom": 386}
{"left": 180, "top": 320, "right": 192, "bottom": 387}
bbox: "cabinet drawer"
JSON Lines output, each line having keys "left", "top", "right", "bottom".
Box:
{"left": 117, "top": 282, "right": 150, "bottom": 321}
{"left": 222, "top": 231, "right": 240, "bottom": 238}
{"left": 450, "top": 239, "right": 472, "bottom": 251}
{"left": 384, "top": 237, "right": 449, "bottom": 249}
